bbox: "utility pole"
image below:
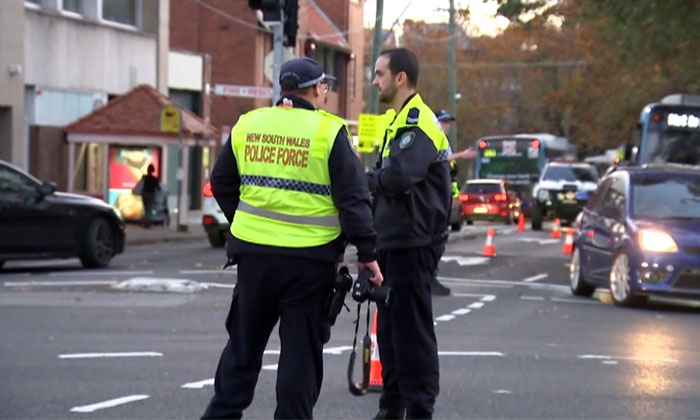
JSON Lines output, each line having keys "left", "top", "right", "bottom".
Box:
{"left": 447, "top": 0, "right": 457, "bottom": 151}
{"left": 368, "top": 0, "right": 383, "bottom": 114}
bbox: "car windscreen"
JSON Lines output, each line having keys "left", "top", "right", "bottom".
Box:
{"left": 464, "top": 183, "right": 503, "bottom": 194}
{"left": 543, "top": 166, "right": 599, "bottom": 182}
{"left": 632, "top": 175, "right": 700, "bottom": 220}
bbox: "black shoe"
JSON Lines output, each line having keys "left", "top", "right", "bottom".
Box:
{"left": 373, "top": 408, "right": 406, "bottom": 420}
{"left": 431, "top": 280, "right": 451, "bottom": 296}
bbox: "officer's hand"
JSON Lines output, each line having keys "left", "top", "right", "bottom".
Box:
{"left": 366, "top": 170, "right": 379, "bottom": 194}
{"left": 359, "top": 260, "right": 383, "bottom": 285}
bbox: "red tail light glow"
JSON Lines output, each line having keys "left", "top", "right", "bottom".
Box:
{"left": 530, "top": 139, "right": 541, "bottom": 148}
{"left": 203, "top": 182, "right": 213, "bottom": 197}
{"left": 478, "top": 140, "right": 488, "bottom": 149}
{"left": 202, "top": 215, "right": 216, "bottom": 226}
{"left": 493, "top": 193, "right": 507, "bottom": 202}
{"left": 458, "top": 193, "right": 470, "bottom": 203}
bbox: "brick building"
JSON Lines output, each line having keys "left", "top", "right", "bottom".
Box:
{"left": 169, "top": 0, "right": 365, "bottom": 142}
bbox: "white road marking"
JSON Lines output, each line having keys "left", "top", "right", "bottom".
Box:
{"left": 70, "top": 395, "right": 149, "bottom": 413}
{"left": 468, "top": 302, "right": 484, "bottom": 309}
{"left": 438, "top": 276, "right": 570, "bottom": 293}
{"left": 451, "top": 309, "right": 471, "bottom": 315}
{"left": 452, "top": 293, "right": 496, "bottom": 301}
{"left": 114, "top": 277, "right": 207, "bottom": 293}
{"left": 578, "top": 354, "right": 678, "bottom": 364}
{"left": 180, "top": 269, "right": 237, "bottom": 274}
{"left": 480, "top": 295, "right": 496, "bottom": 302}
{"left": 440, "top": 256, "right": 491, "bottom": 266}
{"left": 181, "top": 378, "right": 214, "bottom": 389}
{"left": 439, "top": 351, "right": 504, "bottom": 357}
{"left": 59, "top": 352, "right": 162, "bottom": 359}
{"left": 263, "top": 350, "right": 281, "bottom": 355}
{"left": 603, "top": 360, "right": 618, "bottom": 365}
{"left": 435, "top": 315, "right": 456, "bottom": 322}
{"left": 519, "top": 238, "right": 561, "bottom": 245}
{"left": 262, "top": 364, "right": 278, "bottom": 370}
{"left": 323, "top": 346, "right": 353, "bottom": 355}
{"left": 551, "top": 297, "right": 600, "bottom": 305}
{"left": 521, "top": 296, "right": 545, "bottom": 301}
{"left": 494, "top": 389, "right": 512, "bottom": 394}
{"left": 4, "top": 280, "right": 115, "bottom": 287}
{"left": 200, "top": 282, "right": 236, "bottom": 289}
{"left": 442, "top": 281, "right": 513, "bottom": 289}
{"left": 522, "top": 273, "right": 549, "bottom": 283}
{"left": 49, "top": 270, "right": 153, "bottom": 277}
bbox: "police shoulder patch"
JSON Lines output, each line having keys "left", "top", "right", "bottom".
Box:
{"left": 399, "top": 132, "right": 415, "bottom": 149}
{"left": 406, "top": 108, "right": 420, "bottom": 124}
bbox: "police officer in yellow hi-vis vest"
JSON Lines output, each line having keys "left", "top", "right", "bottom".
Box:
{"left": 367, "top": 48, "right": 452, "bottom": 420}
{"left": 202, "top": 57, "right": 383, "bottom": 420}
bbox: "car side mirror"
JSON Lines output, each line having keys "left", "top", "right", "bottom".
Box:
{"left": 38, "top": 182, "right": 56, "bottom": 196}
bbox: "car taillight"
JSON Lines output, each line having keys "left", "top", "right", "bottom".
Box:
{"left": 458, "top": 193, "right": 470, "bottom": 203}
{"left": 202, "top": 215, "right": 216, "bottom": 226}
{"left": 203, "top": 182, "right": 213, "bottom": 197}
{"left": 493, "top": 193, "right": 507, "bottom": 202}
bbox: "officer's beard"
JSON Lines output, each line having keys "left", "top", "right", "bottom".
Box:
{"left": 378, "top": 82, "right": 398, "bottom": 105}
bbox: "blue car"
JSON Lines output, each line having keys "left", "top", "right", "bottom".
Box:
{"left": 569, "top": 164, "right": 700, "bottom": 306}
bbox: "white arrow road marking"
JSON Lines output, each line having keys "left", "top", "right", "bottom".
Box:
{"left": 435, "top": 315, "right": 455, "bottom": 322}
{"left": 440, "top": 256, "right": 491, "bottom": 266}
{"left": 518, "top": 238, "right": 561, "bottom": 245}
{"left": 522, "top": 273, "right": 549, "bottom": 283}
{"left": 70, "top": 395, "right": 149, "bottom": 413}
{"left": 182, "top": 378, "right": 214, "bottom": 389}
{"left": 5, "top": 280, "right": 115, "bottom": 287}
{"left": 578, "top": 355, "right": 678, "bottom": 364}
{"left": 59, "top": 352, "right": 162, "bottom": 359}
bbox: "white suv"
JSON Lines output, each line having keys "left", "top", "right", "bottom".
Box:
{"left": 202, "top": 182, "right": 229, "bottom": 247}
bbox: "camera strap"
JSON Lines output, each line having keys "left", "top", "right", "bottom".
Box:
{"left": 347, "top": 303, "right": 372, "bottom": 396}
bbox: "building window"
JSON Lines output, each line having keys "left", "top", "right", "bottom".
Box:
{"left": 102, "top": 0, "right": 137, "bottom": 26}
{"left": 63, "top": 0, "right": 83, "bottom": 14}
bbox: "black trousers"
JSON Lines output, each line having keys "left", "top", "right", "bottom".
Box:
{"left": 141, "top": 192, "right": 155, "bottom": 227}
{"left": 377, "top": 244, "right": 443, "bottom": 419}
{"left": 202, "top": 255, "right": 335, "bottom": 420}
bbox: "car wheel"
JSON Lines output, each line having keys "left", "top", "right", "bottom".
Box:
{"left": 570, "top": 248, "right": 595, "bottom": 297}
{"left": 450, "top": 222, "right": 462, "bottom": 232}
{"left": 80, "top": 217, "right": 115, "bottom": 268}
{"left": 531, "top": 205, "right": 543, "bottom": 231}
{"left": 609, "top": 251, "right": 647, "bottom": 307}
{"left": 207, "top": 231, "right": 226, "bottom": 248}
{"left": 504, "top": 212, "right": 513, "bottom": 225}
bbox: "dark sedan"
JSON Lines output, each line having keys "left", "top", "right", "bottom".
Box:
{"left": 569, "top": 164, "right": 700, "bottom": 306}
{"left": 0, "top": 160, "right": 125, "bottom": 269}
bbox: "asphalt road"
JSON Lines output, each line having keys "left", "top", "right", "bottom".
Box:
{"left": 2, "top": 222, "right": 700, "bottom": 419}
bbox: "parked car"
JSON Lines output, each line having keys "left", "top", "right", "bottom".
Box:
{"left": 531, "top": 161, "right": 599, "bottom": 230}
{"left": 569, "top": 164, "right": 700, "bottom": 307}
{"left": 459, "top": 179, "right": 521, "bottom": 225}
{"left": 202, "top": 181, "right": 229, "bottom": 248}
{"left": 0, "top": 159, "right": 125, "bottom": 269}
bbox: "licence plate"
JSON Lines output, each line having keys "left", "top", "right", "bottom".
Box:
{"left": 473, "top": 206, "right": 488, "bottom": 214}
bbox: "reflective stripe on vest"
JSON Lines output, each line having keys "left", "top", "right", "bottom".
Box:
{"left": 380, "top": 94, "right": 451, "bottom": 168}
{"left": 230, "top": 106, "right": 344, "bottom": 248}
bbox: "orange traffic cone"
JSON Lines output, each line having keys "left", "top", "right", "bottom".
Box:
{"left": 562, "top": 229, "right": 574, "bottom": 254}
{"left": 551, "top": 218, "right": 562, "bottom": 239}
{"left": 517, "top": 213, "right": 526, "bottom": 232}
{"left": 482, "top": 228, "right": 496, "bottom": 257}
{"left": 368, "top": 310, "right": 383, "bottom": 391}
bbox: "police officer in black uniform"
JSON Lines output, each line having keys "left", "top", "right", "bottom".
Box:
{"left": 202, "top": 57, "right": 383, "bottom": 420}
{"left": 367, "top": 48, "right": 452, "bottom": 419}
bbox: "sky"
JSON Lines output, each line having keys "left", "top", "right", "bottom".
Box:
{"left": 363, "top": 0, "right": 511, "bottom": 37}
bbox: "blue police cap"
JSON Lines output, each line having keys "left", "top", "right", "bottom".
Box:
{"left": 279, "top": 57, "right": 337, "bottom": 90}
{"left": 435, "top": 109, "right": 455, "bottom": 121}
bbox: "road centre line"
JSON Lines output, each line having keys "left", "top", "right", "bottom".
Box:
{"left": 468, "top": 302, "right": 484, "bottom": 309}
{"left": 4, "top": 280, "right": 115, "bottom": 287}
{"left": 578, "top": 354, "right": 678, "bottom": 364}
{"left": 521, "top": 296, "right": 545, "bottom": 301}
{"left": 59, "top": 352, "right": 162, "bottom": 359}
{"left": 451, "top": 293, "right": 497, "bottom": 301}
{"left": 435, "top": 315, "right": 456, "bottom": 322}
{"left": 522, "top": 273, "right": 549, "bottom": 283}
{"left": 49, "top": 270, "right": 153, "bottom": 277}
{"left": 451, "top": 308, "right": 471, "bottom": 315}
{"left": 70, "top": 395, "right": 149, "bottom": 413}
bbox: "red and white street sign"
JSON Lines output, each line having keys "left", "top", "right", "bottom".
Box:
{"left": 213, "top": 84, "right": 273, "bottom": 99}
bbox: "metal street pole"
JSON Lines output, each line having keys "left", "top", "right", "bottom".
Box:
{"left": 368, "top": 0, "right": 383, "bottom": 114}
{"left": 272, "top": 1, "right": 285, "bottom": 104}
{"left": 176, "top": 109, "right": 184, "bottom": 231}
{"left": 447, "top": 0, "right": 457, "bottom": 151}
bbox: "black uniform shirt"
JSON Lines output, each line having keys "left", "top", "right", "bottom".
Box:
{"left": 210, "top": 95, "right": 377, "bottom": 263}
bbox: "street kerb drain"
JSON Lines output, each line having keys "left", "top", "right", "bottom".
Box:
{"left": 483, "top": 228, "right": 496, "bottom": 257}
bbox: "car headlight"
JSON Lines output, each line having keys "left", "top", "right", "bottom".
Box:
{"left": 639, "top": 229, "right": 678, "bottom": 253}
{"left": 537, "top": 189, "right": 550, "bottom": 200}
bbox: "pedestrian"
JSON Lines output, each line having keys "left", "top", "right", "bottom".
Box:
{"left": 139, "top": 164, "right": 160, "bottom": 228}
{"left": 201, "top": 57, "right": 383, "bottom": 420}
{"left": 367, "top": 48, "right": 452, "bottom": 419}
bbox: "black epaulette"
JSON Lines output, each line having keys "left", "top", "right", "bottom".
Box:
{"left": 406, "top": 108, "right": 419, "bottom": 124}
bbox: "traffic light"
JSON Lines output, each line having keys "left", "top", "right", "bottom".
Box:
{"left": 248, "top": 0, "right": 298, "bottom": 47}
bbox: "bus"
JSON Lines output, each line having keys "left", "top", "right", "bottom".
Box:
{"left": 473, "top": 133, "right": 576, "bottom": 211}
{"left": 633, "top": 94, "right": 700, "bottom": 166}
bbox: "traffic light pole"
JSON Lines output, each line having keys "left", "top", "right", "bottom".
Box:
{"left": 272, "top": 4, "right": 285, "bottom": 104}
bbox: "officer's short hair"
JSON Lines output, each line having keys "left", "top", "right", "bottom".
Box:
{"left": 379, "top": 48, "right": 419, "bottom": 87}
